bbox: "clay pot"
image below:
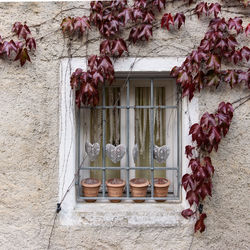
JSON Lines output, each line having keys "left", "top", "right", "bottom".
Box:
{"left": 130, "top": 178, "right": 149, "bottom": 203}
{"left": 153, "top": 178, "right": 170, "bottom": 202}
{"left": 81, "top": 178, "right": 101, "bottom": 202}
{"left": 106, "top": 178, "right": 125, "bottom": 203}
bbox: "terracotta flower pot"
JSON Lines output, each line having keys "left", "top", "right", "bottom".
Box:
{"left": 81, "top": 178, "right": 101, "bottom": 202}
{"left": 153, "top": 178, "right": 170, "bottom": 202}
{"left": 130, "top": 178, "right": 149, "bottom": 203}
{"left": 106, "top": 178, "right": 125, "bottom": 203}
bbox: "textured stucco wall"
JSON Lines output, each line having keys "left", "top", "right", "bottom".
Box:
{"left": 0, "top": 1, "right": 249, "bottom": 250}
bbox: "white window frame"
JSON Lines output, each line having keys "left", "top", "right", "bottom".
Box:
{"left": 59, "top": 57, "right": 199, "bottom": 226}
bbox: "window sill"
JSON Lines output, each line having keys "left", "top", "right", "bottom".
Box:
{"left": 60, "top": 202, "right": 189, "bottom": 228}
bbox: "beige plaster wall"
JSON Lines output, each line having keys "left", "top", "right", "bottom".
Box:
{"left": 0, "top": 1, "right": 249, "bottom": 250}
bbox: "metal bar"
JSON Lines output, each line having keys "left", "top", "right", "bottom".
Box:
{"left": 78, "top": 196, "right": 178, "bottom": 201}
{"left": 150, "top": 79, "right": 154, "bottom": 198}
{"left": 102, "top": 85, "right": 106, "bottom": 197}
{"left": 77, "top": 107, "right": 81, "bottom": 197}
{"left": 126, "top": 80, "right": 130, "bottom": 198}
{"left": 80, "top": 166, "right": 178, "bottom": 170}
{"left": 177, "top": 85, "right": 181, "bottom": 199}
{"left": 81, "top": 105, "right": 177, "bottom": 109}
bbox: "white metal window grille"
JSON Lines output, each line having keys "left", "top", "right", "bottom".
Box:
{"left": 76, "top": 75, "right": 181, "bottom": 202}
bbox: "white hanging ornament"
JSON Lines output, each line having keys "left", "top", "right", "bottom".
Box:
{"left": 132, "top": 144, "right": 138, "bottom": 163}
{"left": 153, "top": 145, "right": 170, "bottom": 163}
{"left": 106, "top": 144, "right": 126, "bottom": 163}
{"left": 85, "top": 142, "right": 100, "bottom": 162}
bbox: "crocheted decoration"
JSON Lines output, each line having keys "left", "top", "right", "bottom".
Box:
{"left": 153, "top": 145, "right": 170, "bottom": 163}
{"left": 85, "top": 142, "right": 100, "bottom": 161}
{"left": 106, "top": 144, "right": 126, "bottom": 163}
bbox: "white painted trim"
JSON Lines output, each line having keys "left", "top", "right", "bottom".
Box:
{"left": 59, "top": 57, "right": 199, "bottom": 226}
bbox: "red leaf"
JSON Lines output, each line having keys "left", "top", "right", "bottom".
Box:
{"left": 137, "top": 24, "right": 153, "bottom": 41}
{"left": 196, "top": 181, "right": 212, "bottom": 200}
{"left": 0, "top": 40, "right": 17, "bottom": 57}
{"left": 73, "top": 16, "right": 90, "bottom": 34}
{"left": 207, "top": 54, "right": 221, "bottom": 70}
{"left": 189, "top": 123, "right": 204, "bottom": 146}
{"left": 182, "top": 174, "right": 195, "bottom": 191}
{"left": 199, "top": 39, "right": 212, "bottom": 52}
{"left": 132, "top": 8, "right": 144, "bottom": 21}
{"left": 153, "top": 0, "right": 166, "bottom": 12}
{"left": 171, "top": 66, "right": 180, "bottom": 77}
{"left": 224, "top": 70, "right": 238, "bottom": 87}
{"left": 194, "top": 166, "right": 209, "bottom": 182}
{"left": 208, "top": 126, "right": 221, "bottom": 151}
{"left": 12, "top": 22, "right": 31, "bottom": 39}
{"left": 218, "top": 102, "right": 234, "bottom": 117}
{"left": 14, "top": 48, "right": 31, "bottom": 66}
{"left": 70, "top": 68, "right": 83, "bottom": 89}
{"left": 181, "top": 209, "right": 195, "bottom": 219}
{"left": 174, "top": 13, "right": 185, "bottom": 29}
{"left": 161, "top": 13, "right": 174, "bottom": 30}
{"left": 110, "top": 0, "right": 127, "bottom": 9}
{"left": 88, "top": 55, "right": 98, "bottom": 71}
{"left": 186, "top": 190, "right": 199, "bottom": 206}
{"left": 118, "top": 8, "right": 132, "bottom": 25}
{"left": 237, "top": 70, "right": 249, "bottom": 84}
{"left": 111, "top": 38, "right": 128, "bottom": 57}
{"left": 204, "top": 157, "right": 214, "bottom": 177}
{"left": 61, "top": 17, "right": 74, "bottom": 34}
{"left": 194, "top": 71, "right": 205, "bottom": 91}
{"left": 90, "top": 1, "right": 103, "bottom": 12}
{"left": 216, "top": 38, "right": 227, "bottom": 51}
{"left": 129, "top": 27, "right": 140, "bottom": 43}
{"left": 240, "top": 46, "right": 250, "bottom": 61}
{"left": 195, "top": 213, "right": 207, "bottom": 233}
{"left": 206, "top": 71, "right": 220, "bottom": 87}
{"left": 103, "top": 18, "right": 120, "bottom": 37}
{"left": 209, "top": 18, "right": 227, "bottom": 32}
{"left": 177, "top": 71, "right": 191, "bottom": 84}
{"left": 205, "top": 30, "right": 223, "bottom": 42}
{"left": 195, "top": 2, "right": 208, "bottom": 18}
{"left": 200, "top": 112, "right": 216, "bottom": 129}
{"left": 92, "top": 70, "right": 104, "bottom": 85}
{"left": 227, "top": 36, "right": 238, "bottom": 51}
{"left": 185, "top": 145, "right": 195, "bottom": 158}
{"left": 26, "top": 37, "right": 36, "bottom": 50}
{"left": 245, "top": 24, "right": 250, "bottom": 36}
{"left": 182, "top": 82, "right": 196, "bottom": 101}
{"left": 134, "top": 0, "right": 148, "bottom": 8}
{"left": 100, "top": 40, "right": 111, "bottom": 55}
{"left": 208, "top": 3, "right": 221, "bottom": 18}
{"left": 231, "top": 50, "right": 242, "bottom": 65}
{"left": 189, "top": 158, "right": 201, "bottom": 172}
{"left": 143, "top": 10, "right": 155, "bottom": 24}
{"left": 228, "top": 17, "right": 243, "bottom": 34}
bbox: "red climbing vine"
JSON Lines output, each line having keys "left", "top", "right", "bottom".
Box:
{"left": 0, "top": 22, "right": 36, "bottom": 66}
{"left": 60, "top": 0, "right": 250, "bottom": 233}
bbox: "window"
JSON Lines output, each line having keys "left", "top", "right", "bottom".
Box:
{"left": 59, "top": 57, "right": 198, "bottom": 225}
{"left": 76, "top": 75, "right": 181, "bottom": 202}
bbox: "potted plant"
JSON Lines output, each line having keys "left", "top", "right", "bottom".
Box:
{"left": 152, "top": 177, "right": 170, "bottom": 202}
{"left": 81, "top": 178, "right": 101, "bottom": 202}
{"left": 129, "top": 178, "right": 149, "bottom": 203}
{"left": 106, "top": 178, "right": 125, "bottom": 203}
